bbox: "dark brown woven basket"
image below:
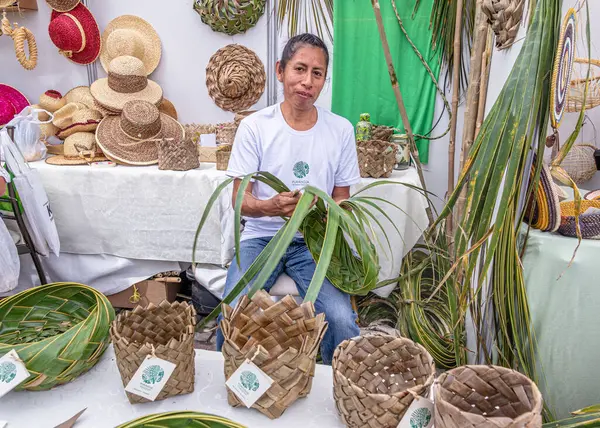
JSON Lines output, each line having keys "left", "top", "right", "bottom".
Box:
{"left": 216, "top": 144, "right": 232, "bottom": 171}
{"left": 372, "top": 125, "right": 394, "bottom": 142}
{"left": 357, "top": 139, "right": 397, "bottom": 179}
{"left": 110, "top": 301, "right": 197, "bottom": 404}
{"left": 221, "top": 290, "right": 328, "bottom": 419}
{"left": 435, "top": 365, "right": 543, "bottom": 428}
{"left": 332, "top": 334, "right": 435, "bottom": 428}
{"left": 158, "top": 137, "right": 199, "bottom": 171}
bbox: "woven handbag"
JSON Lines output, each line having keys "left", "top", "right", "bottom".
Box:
{"left": 158, "top": 137, "right": 199, "bottom": 171}
{"left": 357, "top": 139, "right": 397, "bottom": 179}
{"left": 110, "top": 301, "right": 197, "bottom": 404}
{"left": 332, "top": 334, "right": 435, "bottom": 428}
{"left": 221, "top": 290, "right": 328, "bottom": 419}
{"left": 435, "top": 365, "right": 543, "bottom": 428}
{"left": 557, "top": 200, "right": 600, "bottom": 239}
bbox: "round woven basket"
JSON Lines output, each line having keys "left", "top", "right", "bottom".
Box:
{"left": 435, "top": 365, "right": 543, "bottom": 428}
{"left": 557, "top": 200, "right": 600, "bottom": 239}
{"left": 110, "top": 301, "right": 196, "bottom": 404}
{"left": 0, "top": 282, "right": 114, "bottom": 391}
{"left": 332, "top": 334, "right": 435, "bottom": 428}
{"left": 560, "top": 143, "right": 597, "bottom": 185}
{"left": 221, "top": 290, "right": 328, "bottom": 419}
{"left": 216, "top": 144, "right": 232, "bottom": 171}
{"left": 116, "top": 411, "right": 246, "bottom": 428}
{"left": 567, "top": 58, "right": 600, "bottom": 113}
{"left": 357, "top": 139, "right": 398, "bottom": 179}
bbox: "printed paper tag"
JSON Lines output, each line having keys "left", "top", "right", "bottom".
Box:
{"left": 397, "top": 396, "right": 435, "bottom": 428}
{"left": 225, "top": 360, "right": 274, "bottom": 408}
{"left": 124, "top": 355, "right": 176, "bottom": 401}
{"left": 0, "top": 350, "right": 31, "bottom": 399}
{"left": 200, "top": 134, "right": 217, "bottom": 147}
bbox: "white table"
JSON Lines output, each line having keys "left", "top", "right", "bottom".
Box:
{"left": 0, "top": 346, "right": 344, "bottom": 428}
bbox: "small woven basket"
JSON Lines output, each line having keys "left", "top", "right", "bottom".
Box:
{"left": 110, "top": 301, "right": 197, "bottom": 404}
{"left": 184, "top": 123, "right": 217, "bottom": 163}
{"left": 158, "top": 137, "right": 200, "bottom": 171}
{"left": 560, "top": 143, "right": 597, "bottom": 185}
{"left": 234, "top": 110, "right": 256, "bottom": 125}
{"left": 216, "top": 122, "right": 238, "bottom": 145}
{"left": 435, "top": 365, "right": 543, "bottom": 428}
{"left": 567, "top": 58, "right": 600, "bottom": 113}
{"left": 221, "top": 290, "right": 328, "bottom": 419}
{"left": 332, "top": 334, "right": 436, "bottom": 428}
{"left": 216, "top": 144, "right": 232, "bottom": 171}
{"left": 557, "top": 200, "right": 600, "bottom": 239}
{"left": 372, "top": 125, "right": 394, "bottom": 142}
{"left": 357, "top": 139, "right": 398, "bottom": 178}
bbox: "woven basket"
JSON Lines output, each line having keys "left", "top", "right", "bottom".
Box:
{"left": 357, "top": 139, "right": 398, "bottom": 178}
{"left": 435, "top": 365, "right": 543, "bottom": 428}
{"left": 158, "top": 137, "right": 200, "bottom": 171}
{"left": 557, "top": 200, "right": 600, "bottom": 239}
{"left": 560, "top": 143, "right": 597, "bottom": 185}
{"left": 332, "top": 334, "right": 435, "bottom": 428}
{"left": 217, "top": 144, "right": 232, "bottom": 171}
{"left": 0, "top": 282, "right": 114, "bottom": 391}
{"left": 567, "top": 58, "right": 600, "bottom": 113}
{"left": 372, "top": 125, "right": 394, "bottom": 142}
{"left": 221, "top": 290, "right": 328, "bottom": 419}
{"left": 110, "top": 301, "right": 197, "bottom": 404}
{"left": 482, "top": 0, "right": 525, "bottom": 50}
{"left": 234, "top": 110, "right": 256, "bottom": 125}
{"left": 184, "top": 123, "right": 217, "bottom": 163}
{"left": 216, "top": 122, "right": 238, "bottom": 145}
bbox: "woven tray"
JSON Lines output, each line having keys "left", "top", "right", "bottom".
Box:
{"left": 217, "top": 144, "right": 232, "bottom": 171}
{"left": 357, "top": 139, "right": 397, "bottom": 179}
{"left": 221, "top": 290, "right": 328, "bottom": 419}
{"left": 110, "top": 301, "right": 197, "bottom": 404}
{"left": 332, "top": 334, "right": 435, "bottom": 428}
{"left": 557, "top": 200, "right": 600, "bottom": 239}
{"left": 435, "top": 365, "right": 543, "bottom": 428}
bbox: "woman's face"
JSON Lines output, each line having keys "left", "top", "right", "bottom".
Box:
{"left": 277, "top": 45, "right": 327, "bottom": 112}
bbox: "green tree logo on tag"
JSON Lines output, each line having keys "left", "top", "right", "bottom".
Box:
{"left": 0, "top": 361, "right": 17, "bottom": 384}
{"left": 410, "top": 407, "right": 432, "bottom": 428}
{"left": 240, "top": 371, "right": 260, "bottom": 392}
{"left": 293, "top": 161, "right": 310, "bottom": 179}
{"left": 142, "top": 365, "right": 165, "bottom": 385}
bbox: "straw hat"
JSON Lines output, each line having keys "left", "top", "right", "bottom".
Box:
{"left": 46, "top": 132, "right": 108, "bottom": 165}
{"left": 0, "top": 0, "right": 15, "bottom": 8}
{"left": 91, "top": 55, "right": 163, "bottom": 112}
{"left": 52, "top": 102, "right": 86, "bottom": 128}
{"left": 39, "top": 90, "right": 66, "bottom": 112}
{"left": 40, "top": 122, "right": 60, "bottom": 139}
{"left": 101, "top": 15, "right": 161, "bottom": 76}
{"left": 30, "top": 104, "right": 51, "bottom": 121}
{"left": 0, "top": 84, "right": 29, "bottom": 126}
{"left": 56, "top": 108, "right": 102, "bottom": 139}
{"left": 45, "top": 0, "right": 79, "bottom": 12}
{"left": 96, "top": 100, "right": 183, "bottom": 166}
{"left": 159, "top": 98, "right": 177, "bottom": 120}
{"left": 49, "top": 3, "right": 101, "bottom": 65}
{"left": 206, "top": 44, "right": 266, "bottom": 112}
{"left": 64, "top": 85, "right": 96, "bottom": 109}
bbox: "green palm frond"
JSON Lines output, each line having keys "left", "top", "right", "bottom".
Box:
{"left": 117, "top": 411, "right": 246, "bottom": 427}
{"left": 278, "top": 0, "right": 334, "bottom": 41}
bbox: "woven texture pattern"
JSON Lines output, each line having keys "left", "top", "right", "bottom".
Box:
{"left": 0, "top": 282, "right": 114, "bottom": 391}
{"left": 221, "top": 290, "right": 328, "bottom": 419}
{"left": 332, "top": 334, "right": 435, "bottom": 428}
{"left": 371, "top": 125, "right": 394, "bottom": 142}
{"left": 560, "top": 143, "right": 597, "bottom": 185}
{"left": 158, "top": 137, "right": 199, "bottom": 171}
{"left": 558, "top": 200, "right": 600, "bottom": 239}
{"left": 435, "top": 365, "right": 543, "bottom": 428}
{"left": 110, "top": 301, "right": 196, "bottom": 404}
{"left": 482, "top": 0, "right": 525, "bottom": 50}
{"left": 216, "top": 144, "right": 232, "bottom": 171}
{"left": 1, "top": 15, "right": 38, "bottom": 70}
{"left": 185, "top": 123, "right": 218, "bottom": 162}
{"left": 194, "top": 0, "right": 266, "bottom": 35}
{"left": 567, "top": 58, "right": 600, "bottom": 113}
{"left": 216, "top": 122, "right": 238, "bottom": 145}
{"left": 523, "top": 159, "right": 561, "bottom": 233}
{"left": 234, "top": 110, "right": 256, "bottom": 125}
{"left": 206, "top": 44, "right": 266, "bottom": 112}
{"left": 357, "top": 139, "right": 397, "bottom": 178}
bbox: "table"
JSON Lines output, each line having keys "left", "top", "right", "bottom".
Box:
{"left": 0, "top": 346, "right": 344, "bottom": 428}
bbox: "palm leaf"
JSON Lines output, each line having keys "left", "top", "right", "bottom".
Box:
{"left": 278, "top": 0, "right": 334, "bottom": 40}
{"left": 116, "top": 411, "right": 246, "bottom": 428}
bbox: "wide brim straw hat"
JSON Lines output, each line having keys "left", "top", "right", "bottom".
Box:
{"left": 46, "top": 132, "right": 108, "bottom": 165}
{"left": 158, "top": 98, "right": 177, "bottom": 120}
{"left": 96, "top": 100, "right": 184, "bottom": 166}
{"left": 206, "top": 44, "right": 266, "bottom": 112}
{"left": 0, "top": 0, "right": 16, "bottom": 8}
{"left": 45, "top": 0, "right": 80, "bottom": 13}
{"left": 49, "top": 3, "right": 101, "bottom": 65}
{"left": 0, "top": 84, "right": 29, "bottom": 125}
{"left": 101, "top": 15, "right": 162, "bottom": 76}
{"left": 52, "top": 102, "right": 87, "bottom": 128}
{"left": 56, "top": 108, "right": 102, "bottom": 139}
{"left": 64, "top": 85, "right": 96, "bottom": 109}
{"left": 39, "top": 90, "right": 66, "bottom": 112}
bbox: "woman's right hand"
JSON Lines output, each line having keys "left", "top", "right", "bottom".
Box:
{"left": 269, "top": 191, "right": 301, "bottom": 217}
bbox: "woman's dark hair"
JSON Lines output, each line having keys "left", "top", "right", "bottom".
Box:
{"left": 279, "top": 33, "right": 329, "bottom": 73}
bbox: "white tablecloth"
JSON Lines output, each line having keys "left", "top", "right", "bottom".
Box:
{"left": 0, "top": 346, "right": 344, "bottom": 428}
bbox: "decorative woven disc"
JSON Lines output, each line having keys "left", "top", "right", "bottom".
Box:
{"left": 551, "top": 9, "right": 577, "bottom": 129}
{"left": 194, "top": 0, "right": 266, "bottom": 36}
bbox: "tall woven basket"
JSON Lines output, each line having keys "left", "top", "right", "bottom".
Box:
{"left": 435, "top": 365, "right": 543, "bottom": 428}
{"left": 110, "top": 301, "right": 197, "bottom": 404}
{"left": 332, "top": 334, "right": 435, "bottom": 428}
{"left": 221, "top": 290, "right": 328, "bottom": 419}
{"left": 357, "top": 139, "right": 397, "bottom": 179}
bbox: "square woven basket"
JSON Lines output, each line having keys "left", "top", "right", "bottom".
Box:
{"left": 357, "top": 139, "right": 398, "bottom": 178}
{"left": 216, "top": 145, "right": 232, "bottom": 171}
{"left": 184, "top": 123, "right": 217, "bottom": 163}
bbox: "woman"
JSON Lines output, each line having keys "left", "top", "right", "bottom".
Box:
{"left": 217, "top": 33, "right": 361, "bottom": 364}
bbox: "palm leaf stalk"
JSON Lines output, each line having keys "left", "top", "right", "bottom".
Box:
{"left": 277, "top": 0, "right": 334, "bottom": 41}
{"left": 543, "top": 405, "right": 600, "bottom": 428}
{"left": 116, "top": 411, "right": 246, "bottom": 428}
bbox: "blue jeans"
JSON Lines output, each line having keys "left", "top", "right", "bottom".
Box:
{"left": 216, "top": 237, "right": 360, "bottom": 364}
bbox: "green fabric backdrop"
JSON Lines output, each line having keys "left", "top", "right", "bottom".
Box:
{"left": 331, "top": 0, "right": 440, "bottom": 163}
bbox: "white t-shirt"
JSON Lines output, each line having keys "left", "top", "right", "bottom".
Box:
{"left": 226, "top": 103, "right": 361, "bottom": 241}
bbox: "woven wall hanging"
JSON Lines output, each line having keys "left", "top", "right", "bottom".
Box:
{"left": 482, "top": 0, "right": 525, "bottom": 50}
{"left": 551, "top": 8, "right": 577, "bottom": 129}
{"left": 1, "top": 11, "right": 37, "bottom": 70}
{"left": 193, "top": 0, "right": 266, "bottom": 36}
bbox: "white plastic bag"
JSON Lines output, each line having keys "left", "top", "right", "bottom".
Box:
{"left": 10, "top": 107, "right": 53, "bottom": 162}
{"left": 0, "top": 219, "right": 20, "bottom": 292}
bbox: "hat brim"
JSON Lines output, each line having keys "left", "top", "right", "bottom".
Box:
{"left": 46, "top": 0, "right": 80, "bottom": 12}
{"left": 90, "top": 78, "right": 163, "bottom": 112}
{"left": 46, "top": 153, "right": 109, "bottom": 165}
{"left": 50, "top": 4, "right": 101, "bottom": 65}
{"left": 56, "top": 120, "right": 100, "bottom": 139}
{"left": 64, "top": 86, "right": 96, "bottom": 109}
{"left": 96, "top": 113, "right": 184, "bottom": 166}
{"left": 100, "top": 15, "right": 162, "bottom": 76}
{"left": 0, "top": 84, "right": 29, "bottom": 125}
{"left": 159, "top": 98, "right": 177, "bottom": 120}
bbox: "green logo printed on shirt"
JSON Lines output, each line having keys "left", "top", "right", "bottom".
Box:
{"left": 240, "top": 371, "right": 260, "bottom": 392}
{"left": 0, "top": 361, "right": 17, "bottom": 384}
{"left": 293, "top": 161, "right": 310, "bottom": 179}
{"left": 142, "top": 365, "right": 165, "bottom": 385}
{"left": 410, "top": 407, "right": 432, "bottom": 428}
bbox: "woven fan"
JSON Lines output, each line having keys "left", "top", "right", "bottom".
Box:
{"left": 481, "top": 0, "right": 525, "bottom": 50}
{"left": 193, "top": 0, "right": 266, "bottom": 35}
{"left": 551, "top": 8, "right": 577, "bottom": 129}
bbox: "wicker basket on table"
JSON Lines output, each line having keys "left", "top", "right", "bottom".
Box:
{"left": 234, "top": 110, "right": 256, "bottom": 125}
{"left": 435, "top": 365, "right": 543, "bottom": 428}
{"left": 221, "top": 290, "right": 328, "bottom": 419}
{"left": 216, "top": 122, "right": 238, "bottom": 145}
{"left": 216, "top": 144, "right": 232, "bottom": 171}
{"left": 357, "top": 139, "right": 397, "bottom": 179}
{"left": 557, "top": 200, "right": 600, "bottom": 239}
{"left": 566, "top": 58, "right": 600, "bottom": 113}
{"left": 372, "top": 125, "right": 395, "bottom": 142}
{"left": 332, "top": 334, "right": 435, "bottom": 428}
{"left": 110, "top": 301, "right": 196, "bottom": 404}
{"left": 185, "top": 123, "right": 217, "bottom": 162}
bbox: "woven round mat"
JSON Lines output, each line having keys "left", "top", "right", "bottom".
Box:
{"left": 194, "top": 0, "right": 266, "bottom": 36}
{"left": 551, "top": 9, "right": 577, "bottom": 129}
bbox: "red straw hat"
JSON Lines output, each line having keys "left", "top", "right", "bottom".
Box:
{"left": 49, "top": 3, "right": 101, "bottom": 65}
{"left": 0, "top": 84, "right": 30, "bottom": 126}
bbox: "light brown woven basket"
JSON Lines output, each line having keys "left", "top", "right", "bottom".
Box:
{"left": 372, "top": 124, "right": 394, "bottom": 142}
{"left": 221, "top": 290, "right": 328, "bottom": 419}
{"left": 110, "top": 301, "right": 197, "bottom": 404}
{"left": 357, "top": 139, "right": 398, "bottom": 178}
{"left": 435, "top": 365, "right": 543, "bottom": 428}
{"left": 184, "top": 123, "right": 217, "bottom": 163}
{"left": 234, "top": 110, "right": 256, "bottom": 125}
{"left": 567, "top": 58, "right": 600, "bottom": 113}
{"left": 216, "top": 122, "right": 238, "bottom": 145}
{"left": 332, "top": 334, "right": 435, "bottom": 428}
{"left": 216, "top": 144, "right": 232, "bottom": 171}
{"left": 158, "top": 137, "right": 200, "bottom": 171}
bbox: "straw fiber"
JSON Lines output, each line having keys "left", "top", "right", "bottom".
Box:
{"left": 39, "top": 90, "right": 65, "bottom": 113}
{"left": 158, "top": 136, "right": 199, "bottom": 171}
{"left": 560, "top": 143, "right": 597, "bottom": 185}
{"left": 558, "top": 200, "right": 600, "bottom": 239}
{"left": 332, "top": 334, "right": 435, "bottom": 428}
{"left": 216, "top": 122, "right": 237, "bottom": 145}
{"left": 372, "top": 125, "right": 394, "bottom": 142}
{"left": 357, "top": 139, "right": 398, "bottom": 178}
{"left": 45, "top": 0, "right": 79, "bottom": 12}
{"left": 110, "top": 301, "right": 197, "bottom": 404}
{"left": 482, "top": 0, "right": 525, "bottom": 50}
{"left": 221, "top": 290, "right": 328, "bottom": 419}
{"left": 216, "top": 144, "right": 232, "bottom": 171}
{"left": 435, "top": 365, "right": 543, "bottom": 428}
{"left": 567, "top": 58, "right": 600, "bottom": 113}
{"left": 194, "top": 0, "right": 266, "bottom": 36}
{"left": 64, "top": 86, "right": 95, "bottom": 109}
{"left": 46, "top": 132, "right": 108, "bottom": 165}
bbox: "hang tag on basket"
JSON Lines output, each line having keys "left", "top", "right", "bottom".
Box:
{"left": 397, "top": 396, "right": 435, "bottom": 428}
{"left": 0, "top": 350, "right": 31, "bottom": 399}
{"left": 124, "top": 355, "right": 176, "bottom": 401}
{"left": 225, "top": 359, "right": 274, "bottom": 408}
